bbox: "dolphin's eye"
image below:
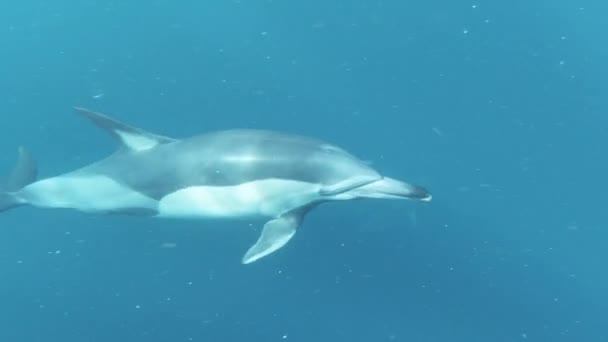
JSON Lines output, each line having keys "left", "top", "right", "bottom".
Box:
{"left": 321, "top": 144, "right": 342, "bottom": 154}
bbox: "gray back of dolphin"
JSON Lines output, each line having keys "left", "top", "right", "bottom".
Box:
{"left": 74, "top": 129, "right": 382, "bottom": 201}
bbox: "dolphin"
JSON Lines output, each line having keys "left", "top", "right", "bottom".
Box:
{"left": 0, "top": 108, "right": 431, "bottom": 263}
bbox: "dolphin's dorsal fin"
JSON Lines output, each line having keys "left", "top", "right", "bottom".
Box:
{"left": 74, "top": 107, "right": 176, "bottom": 152}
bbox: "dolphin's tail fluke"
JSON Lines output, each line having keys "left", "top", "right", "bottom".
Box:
{"left": 1, "top": 147, "right": 37, "bottom": 213}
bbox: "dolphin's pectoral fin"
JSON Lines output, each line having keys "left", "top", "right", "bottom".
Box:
{"left": 319, "top": 175, "right": 381, "bottom": 196}
{"left": 242, "top": 216, "right": 298, "bottom": 264}
{"left": 74, "top": 107, "right": 177, "bottom": 152}
{"left": 242, "top": 208, "right": 309, "bottom": 264}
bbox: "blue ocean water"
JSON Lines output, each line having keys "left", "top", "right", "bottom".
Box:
{"left": 1, "top": 1, "right": 606, "bottom": 341}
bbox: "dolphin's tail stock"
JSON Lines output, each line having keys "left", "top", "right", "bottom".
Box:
{"left": 1, "top": 147, "right": 37, "bottom": 213}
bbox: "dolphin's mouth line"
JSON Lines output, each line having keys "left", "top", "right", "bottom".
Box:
{"left": 348, "top": 177, "right": 432, "bottom": 202}
{"left": 318, "top": 176, "right": 382, "bottom": 196}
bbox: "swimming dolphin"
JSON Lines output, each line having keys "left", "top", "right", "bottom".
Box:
{"left": 0, "top": 108, "right": 431, "bottom": 264}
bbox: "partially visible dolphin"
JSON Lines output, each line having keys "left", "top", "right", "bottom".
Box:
{"left": 0, "top": 108, "right": 431, "bottom": 264}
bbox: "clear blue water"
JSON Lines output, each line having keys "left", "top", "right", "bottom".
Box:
{"left": 1, "top": 1, "right": 606, "bottom": 341}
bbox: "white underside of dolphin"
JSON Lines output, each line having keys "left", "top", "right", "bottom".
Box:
{"left": 1, "top": 108, "right": 431, "bottom": 264}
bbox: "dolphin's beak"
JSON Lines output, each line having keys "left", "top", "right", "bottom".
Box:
{"left": 354, "top": 177, "right": 432, "bottom": 201}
